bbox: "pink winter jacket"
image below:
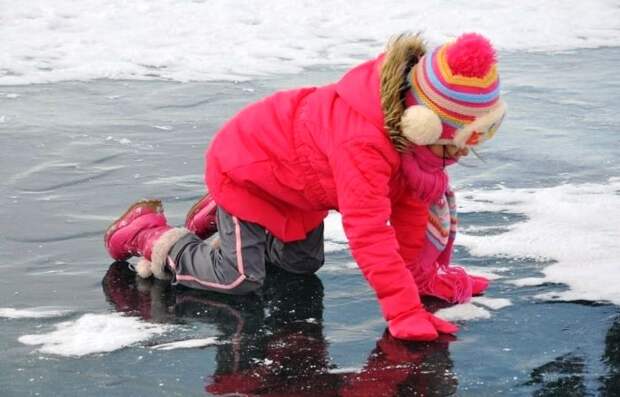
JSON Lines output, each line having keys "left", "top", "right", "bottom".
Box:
{"left": 206, "top": 55, "right": 429, "bottom": 322}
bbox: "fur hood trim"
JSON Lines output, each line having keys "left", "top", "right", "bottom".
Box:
{"left": 380, "top": 33, "right": 427, "bottom": 151}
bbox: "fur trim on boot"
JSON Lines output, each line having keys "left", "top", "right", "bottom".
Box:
{"left": 146, "top": 227, "right": 190, "bottom": 280}
{"left": 135, "top": 257, "right": 154, "bottom": 279}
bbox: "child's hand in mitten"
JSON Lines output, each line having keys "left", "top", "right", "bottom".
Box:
{"left": 388, "top": 307, "right": 458, "bottom": 341}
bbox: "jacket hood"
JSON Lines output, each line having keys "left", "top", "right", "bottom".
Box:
{"left": 337, "top": 35, "right": 427, "bottom": 150}
{"left": 335, "top": 54, "right": 386, "bottom": 132}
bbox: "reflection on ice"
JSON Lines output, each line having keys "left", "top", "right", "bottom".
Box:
{"left": 101, "top": 262, "right": 459, "bottom": 396}
{"left": 524, "top": 353, "right": 587, "bottom": 396}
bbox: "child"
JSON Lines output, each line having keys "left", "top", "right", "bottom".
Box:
{"left": 104, "top": 32, "right": 506, "bottom": 341}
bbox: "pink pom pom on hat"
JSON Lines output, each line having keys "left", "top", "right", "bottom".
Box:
{"left": 400, "top": 33, "right": 507, "bottom": 147}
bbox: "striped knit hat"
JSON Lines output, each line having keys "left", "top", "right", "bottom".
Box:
{"left": 400, "top": 33, "right": 506, "bottom": 148}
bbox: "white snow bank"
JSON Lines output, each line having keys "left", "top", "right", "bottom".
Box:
{"left": 458, "top": 178, "right": 620, "bottom": 304}
{"left": 2, "top": 0, "right": 619, "bottom": 85}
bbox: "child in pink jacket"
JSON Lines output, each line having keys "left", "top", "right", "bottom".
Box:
{"left": 104, "top": 32, "right": 506, "bottom": 341}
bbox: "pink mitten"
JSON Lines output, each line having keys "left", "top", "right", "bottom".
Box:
{"left": 470, "top": 274, "right": 490, "bottom": 295}
{"left": 388, "top": 308, "right": 458, "bottom": 341}
{"left": 424, "top": 269, "right": 490, "bottom": 303}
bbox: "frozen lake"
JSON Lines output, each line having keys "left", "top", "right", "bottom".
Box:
{"left": 1, "top": 46, "right": 620, "bottom": 395}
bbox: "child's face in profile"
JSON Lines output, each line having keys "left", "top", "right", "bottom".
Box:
{"left": 428, "top": 144, "right": 470, "bottom": 161}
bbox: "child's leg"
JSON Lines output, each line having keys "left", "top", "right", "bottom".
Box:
{"left": 265, "top": 223, "right": 325, "bottom": 274}
{"left": 167, "top": 207, "right": 268, "bottom": 295}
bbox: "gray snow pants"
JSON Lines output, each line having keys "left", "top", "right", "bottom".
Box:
{"left": 167, "top": 207, "right": 325, "bottom": 294}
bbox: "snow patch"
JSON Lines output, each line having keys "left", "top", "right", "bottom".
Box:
{"left": 151, "top": 337, "right": 220, "bottom": 351}
{"left": 18, "top": 313, "right": 170, "bottom": 357}
{"left": 471, "top": 296, "right": 512, "bottom": 310}
{"left": 457, "top": 179, "right": 620, "bottom": 305}
{"left": 436, "top": 303, "right": 492, "bottom": 322}
{"left": 0, "top": 307, "right": 72, "bottom": 319}
{"left": 2, "top": 0, "right": 619, "bottom": 85}
{"left": 435, "top": 297, "right": 512, "bottom": 322}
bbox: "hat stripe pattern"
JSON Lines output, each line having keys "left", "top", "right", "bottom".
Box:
{"left": 410, "top": 68, "right": 475, "bottom": 129}
{"left": 409, "top": 67, "right": 473, "bottom": 130}
{"left": 428, "top": 48, "right": 500, "bottom": 103}
{"left": 406, "top": 36, "right": 502, "bottom": 142}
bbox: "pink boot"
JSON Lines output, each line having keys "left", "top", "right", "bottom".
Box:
{"left": 185, "top": 192, "right": 218, "bottom": 240}
{"left": 105, "top": 199, "right": 188, "bottom": 280}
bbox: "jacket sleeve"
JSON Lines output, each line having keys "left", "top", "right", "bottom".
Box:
{"left": 330, "top": 139, "right": 422, "bottom": 322}
{"left": 390, "top": 185, "right": 429, "bottom": 266}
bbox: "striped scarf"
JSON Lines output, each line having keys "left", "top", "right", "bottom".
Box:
{"left": 401, "top": 145, "right": 473, "bottom": 303}
{"left": 413, "top": 188, "right": 473, "bottom": 303}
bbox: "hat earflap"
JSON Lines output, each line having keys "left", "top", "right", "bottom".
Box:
{"left": 400, "top": 105, "right": 442, "bottom": 145}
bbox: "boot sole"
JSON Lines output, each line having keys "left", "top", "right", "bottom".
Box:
{"left": 104, "top": 199, "right": 163, "bottom": 252}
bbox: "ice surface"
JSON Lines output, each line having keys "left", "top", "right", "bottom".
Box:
{"left": 0, "top": 45, "right": 618, "bottom": 394}
{"left": 2, "top": 0, "right": 619, "bottom": 85}
{"left": 18, "top": 313, "right": 170, "bottom": 357}
{"left": 457, "top": 179, "right": 620, "bottom": 304}
{"left": 0, "top": 307, "right": 72, "bottom": 319}
{"left": 319, "top": 260, "right": 358, "bottom": 274}
{"left": 105, "top": 136, "right": 132, "bottom": 145}
{"left": 324, "top": 240, "right": 349, "bottom": 253}
{"left": 506, "top": 277, "right": 547, "bottom": 287}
